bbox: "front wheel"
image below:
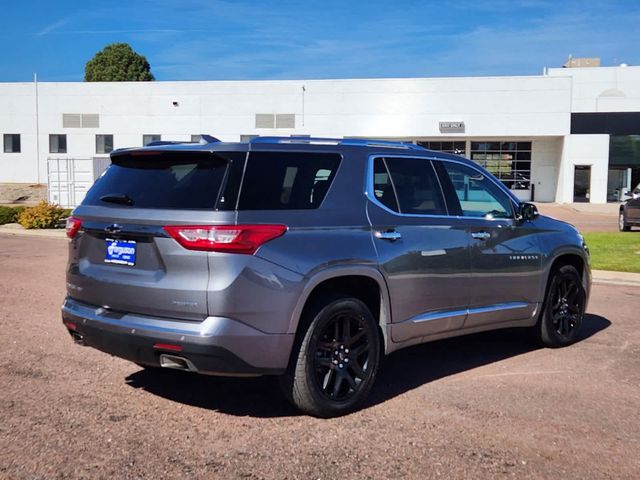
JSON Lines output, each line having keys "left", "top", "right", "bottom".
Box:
{"left": 534, "top": 265, "right": 586, "bottom": 347}
{"left": 280, "top": 296, "right": 380, "bottom": 417}
{"left": 619, "top": 211, "right": 631, "bottom": 231}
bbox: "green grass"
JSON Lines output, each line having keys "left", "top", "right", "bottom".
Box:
{"left": 583, "top": 232, "right": 640, "bottom": 273}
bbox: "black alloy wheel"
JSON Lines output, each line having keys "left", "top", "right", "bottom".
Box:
{"left": 549, "top": 274, "right": 584, "bottom": 337}
{"left": 280, "top": 296, "right": 380, "bottom": 417}
{"left": 536, "top": 264, "right": 586, "bottom": 347}
{"left": 313, "top": 311, "right": 371, "bottom": 402}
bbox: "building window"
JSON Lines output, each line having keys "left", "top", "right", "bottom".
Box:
{"left": 49, "top": 134, "right": 67, "bottom": 154}
{"left": 3, "top": 134, "right": 21, "bottom": 153}
{"left": 417, "top": 141, "right": 466, "bottom": 155}
{"left": 96, "top": 134, "right": 114, "bottom": 154}
{"left": 143, "top": 134, "right": 161, "bottom": 146}
{"left": 470, "top": 141, "right": 532, "bottom": 190}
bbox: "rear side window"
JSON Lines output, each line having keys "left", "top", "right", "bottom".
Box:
{"left": 237, "top": 152, "right": 341, "bottom": 210}
{"left": 373, "top": 157, "right": 447, "bottom": 215}
{"left": 83, "top": 151, "right": 240, "bottom": 210}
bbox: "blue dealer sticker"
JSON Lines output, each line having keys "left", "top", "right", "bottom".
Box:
{"left": 105, "top": 239, "right": 137, "bottom": 266}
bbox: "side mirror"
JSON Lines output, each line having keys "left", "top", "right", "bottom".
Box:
{"left": 622, "top": 190, "right": 633, "bottom": 200}
{"left": 517, "top": 202, "right": 539, "bottom": 223}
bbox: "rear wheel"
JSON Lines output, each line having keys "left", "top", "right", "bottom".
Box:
{"left": 619, "top": 211, "right": 631, "bottom": 231}
{"left": 280, "top": 296, "right": 380, "bottom": 417}
{"left": 534, "top": 265, "right": 586, "bottom": 347}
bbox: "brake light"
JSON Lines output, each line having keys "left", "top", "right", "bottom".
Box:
{"left": 163, "top": 224, "right": 287, "bottom": 254}
{"left": 66, "top": 217, "right": 82, "bottom": 239}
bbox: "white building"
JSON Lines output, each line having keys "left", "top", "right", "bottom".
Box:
{"left": 1, "top": 62, "right": 639, "bottom": 206}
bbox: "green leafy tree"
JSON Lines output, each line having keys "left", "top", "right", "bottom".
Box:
{"left": 85, "top": 43, "right": 155, "bottom": 82}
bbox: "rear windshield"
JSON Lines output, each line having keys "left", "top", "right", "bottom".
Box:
{"left": 83, "top": 152, "right": 233, "bottom": 210}
{"left": 238, "top": 152, "right": 341, "bottom": 210}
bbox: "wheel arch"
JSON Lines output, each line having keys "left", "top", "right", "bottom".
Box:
{"left": 543, "top": 249, "right": 591, "bottom": 308}
{"left": 288, "top": 267, "right": 392, "bottom": 352}
{"left": 549, "top": 252, "right": 586, "bottom": 278}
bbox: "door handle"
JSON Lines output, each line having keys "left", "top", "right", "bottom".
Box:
{"left": 374, "top": 230, "right": 402, "bottom": 241}
{"left": 471, "top": 231, "right": 491, "bottom": 240}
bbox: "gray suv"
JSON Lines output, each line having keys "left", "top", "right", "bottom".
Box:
{"left": 62, "top": 137, "right": 591, "bottom": 417}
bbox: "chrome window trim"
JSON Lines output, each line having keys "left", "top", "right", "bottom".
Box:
{"left": 365, "top": 154, "right": 451, "bottom": 219}
{"left": 365, "top": 154, "right": 519, "bottom": 220}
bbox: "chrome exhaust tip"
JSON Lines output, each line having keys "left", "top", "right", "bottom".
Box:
{"left": 71, "top": 331, "right": 86, "bottom": 346}
{"left": 159, "top": 354, "right": 197, "bottom": 372}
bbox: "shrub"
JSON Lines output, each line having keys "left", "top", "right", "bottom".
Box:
{"left": 17, "top": 201, "right": 67, "bottom": 229}
{"left": 0, "top": 206, "right": 25, "bottom": 225}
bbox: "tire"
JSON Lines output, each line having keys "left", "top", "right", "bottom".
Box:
{"left": 619, "top": 211, "right": 631, "bottom": 232}
{"left": 534, "top": 265, "right": 586, "bottom": 347}
{"left": 279, "top": 296, "right": 381, "bottom": 417}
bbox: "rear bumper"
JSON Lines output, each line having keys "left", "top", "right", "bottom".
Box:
{"left": 61, "top": 297, "right": 294, "bottom": 375}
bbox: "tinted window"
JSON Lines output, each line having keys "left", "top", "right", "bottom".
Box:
{"left": 49, "top": 134, "right": 67, "bottom": 154}
{"left": 3, "top": 134, "right": 20, "bottom": 153}
{"left": 440, "top": 162, "right": 514, "bottom": 218}
{"left": 96, "top": 135, "right": 114, "bottom": 154}
{"left": 373, "top": 158, "right": 399, "bottom": 212}
{"left": 83, "top": 152, "right": 234, "bottom": 210}
{"left": 238, "top": 152, "right": 341, "bottom": 210}
{"left": 373, "top": 157, "right": 446, "bottom": 215}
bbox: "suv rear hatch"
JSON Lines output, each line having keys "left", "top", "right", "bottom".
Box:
{"left": 66, "top": 149, "right": 243, "bottom": 321}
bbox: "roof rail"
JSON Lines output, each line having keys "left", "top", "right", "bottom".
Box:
{"left": 249, "top": 136, "right": 425, "bottom": 150}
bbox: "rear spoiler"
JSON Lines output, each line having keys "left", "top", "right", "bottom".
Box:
{"left": 145, "top": 135, "right": 221, "bottom": 147}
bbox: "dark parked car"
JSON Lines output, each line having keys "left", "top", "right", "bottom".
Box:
{"left": 619, "top": 183, "right": 640, "bottom": 231}
{"left": 62, "top": 137, "right": 591, "bottom": 417}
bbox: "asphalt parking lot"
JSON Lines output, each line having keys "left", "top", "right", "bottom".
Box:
{"left": 1, "top": 234, "right": 639, "bottom": 479}
{"left": 535, "top": 204, "right": 620, "bottom": 232}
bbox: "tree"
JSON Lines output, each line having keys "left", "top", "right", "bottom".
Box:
{"left": 84, "top": 43, "right": 155, "bottom": 82}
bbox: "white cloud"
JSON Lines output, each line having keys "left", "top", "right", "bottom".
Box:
{"left": 36, "top": 18, "right": 70, "bottom": 36}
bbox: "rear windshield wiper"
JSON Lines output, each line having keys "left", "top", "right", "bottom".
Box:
{"left": 99, "top": 193, "right": 134, "bottom": 206}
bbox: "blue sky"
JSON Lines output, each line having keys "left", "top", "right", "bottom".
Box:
{"left": 1, "top": 0, "right": 639, "bottom": 82}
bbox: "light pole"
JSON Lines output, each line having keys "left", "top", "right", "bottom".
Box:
{"left": 34, "top": 73, "right": 41, "bottom": 184}
{"left": 301, "top": 85, "right": 306, "bottom": 127}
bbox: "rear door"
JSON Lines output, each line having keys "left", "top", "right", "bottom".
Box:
{"left": 366, "top": 156, "right": 471, "bottom": 343}
{"left": 67, "top": 149, "right": 244, "bottom": 321}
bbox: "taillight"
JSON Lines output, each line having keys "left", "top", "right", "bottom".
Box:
{"left": 163, "top": 224, "right": 287, "bottom": 254}
{"left": 66, "top": 217, "right": 82, "bottom": 239}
